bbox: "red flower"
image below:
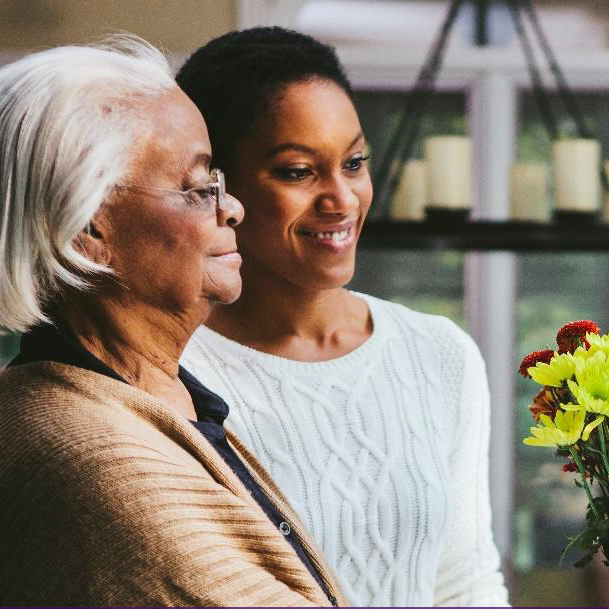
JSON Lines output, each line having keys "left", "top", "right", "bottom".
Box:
{"left": 561, "top": 460, "right": 591, "bottom": 478}
{"left": 529, "top": 387, "right": 560, "bottom": 422}
{"left": 518, "top": 349, "right": 555, "bottom": 378}
{"left": 556, "top": 320, "right": 600, "bottom": 354}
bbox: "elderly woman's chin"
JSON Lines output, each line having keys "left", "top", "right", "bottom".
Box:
{"left": 203, "top": 261, "right": 243, "bottom": 305}
{"left": 197, "top": 243, "right": 242, "bottom": 305}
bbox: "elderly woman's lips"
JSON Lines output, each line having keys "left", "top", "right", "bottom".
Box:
{"left": 212, "top": 251, "right": 242, "bottom": 262}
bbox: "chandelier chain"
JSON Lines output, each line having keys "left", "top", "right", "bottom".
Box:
{"left": 374, "top": 0, "right": 466, "bottom": 213}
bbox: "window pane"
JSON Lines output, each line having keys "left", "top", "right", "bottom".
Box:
{"left": 350, "top": 248, "right": 465, "bottom": 328}
{"left": 517, "top": 90, "right": 609, "bottom": 162}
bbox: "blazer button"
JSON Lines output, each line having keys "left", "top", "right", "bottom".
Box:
{"left": 279, "top": 521, "right": 291, "bottom": 536}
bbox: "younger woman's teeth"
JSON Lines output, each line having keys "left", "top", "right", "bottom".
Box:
{"left": 311, "top": 230, "right": 349, "bottom": 242}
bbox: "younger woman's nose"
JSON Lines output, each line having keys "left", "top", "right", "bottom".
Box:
{"left": 315, "top": 176, "right": 360, "bottom": 214}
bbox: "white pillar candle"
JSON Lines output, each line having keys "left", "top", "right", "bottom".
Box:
{"left": 391, "top": 160, "right": 427, "bottom": 220}
{"left": 425, "top": 135, "right": 471, "bottom": 210}
{"left": 552, "top": 139, "right": 601, "bottom": 213}
{"left": 510, "top": 163, "right": 549, "bottom": 221}
{"left": 602, "top": 161, "right": 609, "bottom": 223}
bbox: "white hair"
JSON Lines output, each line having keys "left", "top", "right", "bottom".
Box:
{"left": 0, "top": 36, "right": 175, "bottom": 333}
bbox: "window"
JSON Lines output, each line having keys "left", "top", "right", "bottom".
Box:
{"left": 345, "top": 40, "right": 609, "bottom": 607}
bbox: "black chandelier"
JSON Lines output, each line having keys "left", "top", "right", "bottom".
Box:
{"left": 373, "top": 0, "right": 609, "bottom": 216}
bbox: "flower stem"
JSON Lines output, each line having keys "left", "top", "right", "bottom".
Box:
{"left": 599, "top": 422, "right": 609, "bottom": 477}
{"left": 569, "top": 445, "right": 602, "bottom": 521}
{"left": 550, "top": 387, "right": 563, "bottom": 405}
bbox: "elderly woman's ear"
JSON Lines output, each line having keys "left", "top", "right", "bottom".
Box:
{"left": 74, "top": 214, "right": 112, "bottom": 266}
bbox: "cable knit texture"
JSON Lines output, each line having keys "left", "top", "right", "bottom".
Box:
{"left": 182, "top": 293, "right": 510, "bottom": 607}
{"left": 0, "top": 361, "right": 346, "bottom": 607}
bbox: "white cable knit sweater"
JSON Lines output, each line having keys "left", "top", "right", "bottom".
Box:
{"left": 182, "top": 293, "right": 510, "bottom": 607}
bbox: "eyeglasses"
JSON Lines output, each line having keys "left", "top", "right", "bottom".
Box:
{"left": 117, "top": 168, "right": 231, "bottom": 213}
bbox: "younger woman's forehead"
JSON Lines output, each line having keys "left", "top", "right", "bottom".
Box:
{"left": 253, "top": 82, "right": 362, "bottom": 152}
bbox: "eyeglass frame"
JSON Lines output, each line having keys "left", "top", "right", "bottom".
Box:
{"left": 116, "top": 168, "right": 228, "bottom": 212}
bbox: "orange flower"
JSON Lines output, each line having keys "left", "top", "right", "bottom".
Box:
{"left": 529, "top": 387, "right": 560, "bottom": 422}
{"left": 519, "top": 349, "right": 555, "bottom": 378}
{"left": 556, "top": 320, "right": 600, "bottom": 354}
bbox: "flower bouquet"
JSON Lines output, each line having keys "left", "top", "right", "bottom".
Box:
{"left": 519, "top": 320, "right": 609, "bottom": 567}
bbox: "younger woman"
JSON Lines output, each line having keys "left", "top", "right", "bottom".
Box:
{"left": 178, "top": 27, "right": 509, "bottom": 607}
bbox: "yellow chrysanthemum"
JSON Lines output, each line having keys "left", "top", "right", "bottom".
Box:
{"left": 585, "top": 332, "right": 609, "bottom": 357}
{"left": 523, "top": 410, "right": 603, "bottom": 447}
{"left": 572, "top": 345, "right": 593, "bottom": 360}
{"left": 528, "top": 352, "right": 576, "bottom": 387}
{"left": 566, "top": 384, "right": 609, "bottom": 416}
{"left": 565, "top": 350, "right": 609, "bottom": 416}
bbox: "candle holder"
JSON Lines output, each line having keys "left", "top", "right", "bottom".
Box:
{"left": 553, "top": 210, "right": 600, "bottom": 224}
{"left": 425, "top": 206, "right": 470, "bottom": 222}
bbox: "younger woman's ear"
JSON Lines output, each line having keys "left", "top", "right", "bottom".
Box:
{"left": 73, "top": 217, "right": 111, "bottom": 266}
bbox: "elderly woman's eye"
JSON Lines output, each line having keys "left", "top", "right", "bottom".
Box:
{"left": 273, "top": 166, "right": 313, "bottom": 181}
{"left": 186, "top": 188, "right": 213, "bottom": 207}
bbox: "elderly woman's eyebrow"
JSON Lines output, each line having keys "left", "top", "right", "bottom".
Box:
{"left": 190, "top": 151, "right": 211, "bottom": 169}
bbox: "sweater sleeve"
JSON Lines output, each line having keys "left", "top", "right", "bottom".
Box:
{"left": 432, "top": 325, "right": 510, "bottom": 607}
{"left": 87, "top": 453, "right": 325, "bottom": 608}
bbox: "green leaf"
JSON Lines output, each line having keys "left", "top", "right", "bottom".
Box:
{"left": 561, "top": 529, "right": 592, "bottom": 566}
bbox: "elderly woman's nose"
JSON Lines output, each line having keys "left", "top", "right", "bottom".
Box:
{"left": 218, "top": 193, "right": 244, "bottom": 227}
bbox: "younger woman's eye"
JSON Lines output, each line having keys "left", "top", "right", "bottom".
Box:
{"left": 344, "top": 154, "right": 370, "bottom": 173}
{"left": 273, "top": 166, "right": 313, "bottom": 181}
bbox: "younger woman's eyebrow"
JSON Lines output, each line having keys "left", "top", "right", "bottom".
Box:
{"left": 266, "top": 142, "right": 316, "bottom": 158}
{"left": 348, "top": 132, "right": 365, "bottom": 148}
{"left": 266, "top": 131, "right": 365, "bottom": 158}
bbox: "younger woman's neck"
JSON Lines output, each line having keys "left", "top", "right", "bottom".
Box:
{"left": 205, "top": 275, "right": 372, "bottom": 360}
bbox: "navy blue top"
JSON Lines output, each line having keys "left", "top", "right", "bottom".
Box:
{"left": 10, "top": 324, "right": 334, "bottom": 605}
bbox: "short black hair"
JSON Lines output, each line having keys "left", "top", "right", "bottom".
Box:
{"left": 176, "top": 26, "right": 353, "bottom": 172}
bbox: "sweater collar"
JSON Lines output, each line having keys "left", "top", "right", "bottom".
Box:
{"left": 9, "top": 323, "right": 229, "bottom": 426}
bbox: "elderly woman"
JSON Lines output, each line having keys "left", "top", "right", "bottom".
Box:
{"left": 0, "top": 39, "right": 344, "bottom": 607}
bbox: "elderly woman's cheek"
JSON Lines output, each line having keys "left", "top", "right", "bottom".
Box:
{"left": 109, "top": 208, "right": 199, "bottom": 304}
{"left": 162, "top": 215, "right": 242, "bottom": 305}
{"left": 161, "top": 218, "right": 218, "bottom": 296}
